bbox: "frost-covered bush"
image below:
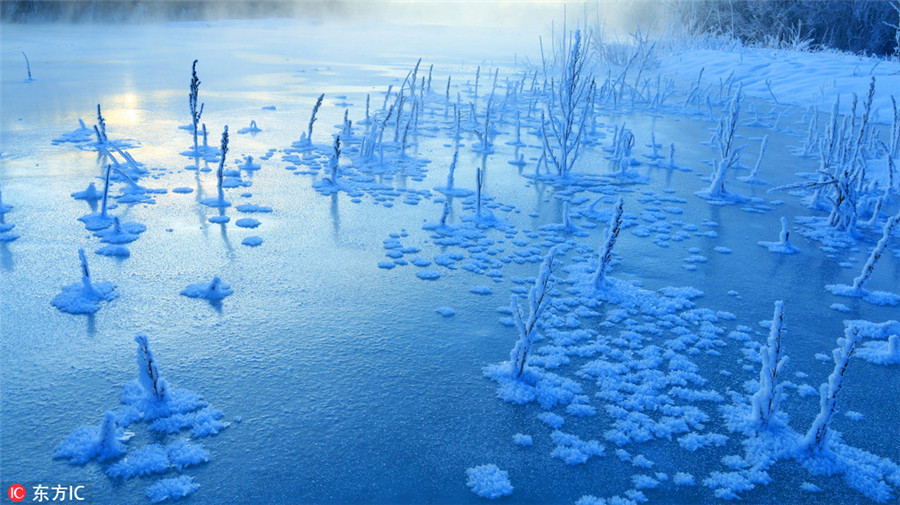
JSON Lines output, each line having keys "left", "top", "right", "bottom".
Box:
{"left": 671, "top": 0, "right": 899, "bottom": 56}
{"left": 541, "top": 29, "right": 594, "bottom": 177}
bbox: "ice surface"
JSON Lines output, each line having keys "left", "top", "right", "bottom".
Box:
{"left": 3, "top": 14, "right": 899, "bottom": 505}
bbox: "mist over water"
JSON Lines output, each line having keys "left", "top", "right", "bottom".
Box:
{"left": 1, "top": 0, "right": 669, "bottom": 37}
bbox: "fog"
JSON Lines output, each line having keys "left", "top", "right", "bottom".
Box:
{"left": 2, "top": 0, "right": 670, "bottom": 39}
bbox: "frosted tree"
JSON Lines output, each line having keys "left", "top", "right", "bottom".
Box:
{"left": 510, "top": 247, "right": 559, "bottom": 378}
{"left": 135, "top": 334, "right": 169, "bottom": 402}
{"left": 803, "top": 326, "right": 861, "bottom": 451}
{"left": 749, "top": 301, "right": 789, "bottom": 426}
{"left": 189, "top": 60, "right": 204, "bottom": 155}
{"left": 541, "top": 29, "right": 595, "bottom": 177}
{"left": 593, "top": 198, "right": 625, "bottom": 289}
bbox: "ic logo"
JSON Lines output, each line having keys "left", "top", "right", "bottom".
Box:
{"left": 7, "top": 484, "right": 26, "bottom": 502}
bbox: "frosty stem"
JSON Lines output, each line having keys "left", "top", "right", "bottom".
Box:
{"left": 305, "top": 93, "right": 325, "bottom": 146}
{"left": 189, "top": 60, "right": 204, "bottom": 154}
{"left": 135, "top": 334, "right": 169, "bottom": 401}
{"left": 78, "top": 248, "right": 94, "bottom": 292}
{"left": 216, "top": 126, "right": 229, "bottom": 190}
{"left": 749, "top": 301, "right": 788, "bottom": 426}
{"left": 21, "top": 51, "right": 33, "bottom": 81}
{"left": 510, "top": 247, "right": 558, "bottom": 378}
{"left": 593, "top": 197, "right": 624, "bottom": 289}
{"left": 100, "top": 164, "right": 111, "bottom": 218}
{"left": 803, "top": 327, "right": 860, "bottom": 451}
{"left": 851, "top": 210, "right": 900, "bottom": 291}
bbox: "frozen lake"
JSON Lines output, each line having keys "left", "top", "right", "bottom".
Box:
{"left": 1, "top": 17, "right": 898, "bottom": 505}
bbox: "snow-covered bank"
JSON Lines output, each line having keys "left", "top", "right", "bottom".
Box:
{"left": 658, "top": 46, "right": 900, "bottom": 120}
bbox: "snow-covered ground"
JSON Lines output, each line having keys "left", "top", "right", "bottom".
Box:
{"left": 1, "top": 16, "right": 898, "bottom": 505}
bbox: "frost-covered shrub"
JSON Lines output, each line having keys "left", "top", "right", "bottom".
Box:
{"left": 541, "top": 29, "right": 594, "bottom": 177}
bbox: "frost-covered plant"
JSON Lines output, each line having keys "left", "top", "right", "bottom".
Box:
{"left": 803, "top": 326, "right": 861, "bottom": 451}
{"left": 439, "top": 201, "right": 450, "bottom": 227}
{"left": 189, "top": 60, "right": 204, "bottom": 154}
{"left": 51, "top": 248, "right": 118, "bottom": 314}
{"left": 328, "top": 136, "right": 341, "bottom": 184}
{"left": 475, "top": 166, "right": 483, "bottom": 218}
{"left": 706, "top": 87, "right": 745, "bottom": 197}
{"left": 746, "top": 135, "right": 768, "bottom": 182}
{"left": 302, "top": 93, "right": 325, "bottom": 146}
{"left": 135, "top": 334, "right": 169, "bottom": 402}
{"left": 22, "top": 51, "right": 33, "bottom": 82}
{"left": 446, "top": 147, "right": 459, "bottom": 189}
{"left": 510, "top": 247, "right": 558, "bottom": 378}
{"left": 593, "top": 198, "right": 624, "bottom": 289}
{"left": 749, "top": 301, "right": 788, "bottom": 426}
{"left": 890, "top": 95, "right": 899, "bottom": 159}
{"left": 96, "top": 104, "right": 108, "bottom": 143}
{"left": 216, "top": 126, "right": 229, "bottom": 190}
{"left": 541, "top": 29, "right": 595, "bottom": 177}
{"left": 614, "top": 127, "right": 635, "bottom": 174}
{"left": 99, "top": 164, "right": 111, "bottom": 218}
{"left": 473, "top": 101, "right": 493, "bottom": 153}
{"left": 52, "top": 410, "right": 126, "bottom": 464}
{"left": 759, "top": 217, "right": 799, "bottom": 253}
{"left": 78, "top": 248, "right": 95, "bottom": 293}
{"left": 851, "top": 211, "right": 900, "bottom": 291}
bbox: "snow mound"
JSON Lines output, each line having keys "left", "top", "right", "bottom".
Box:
{"left": 180, "top": 276, "right": 233, "bottom": 301}
{"left": 145, "top": 476, "right": 200, "bottom": 503}
{"left": 465, "top": 464, "right": 513, "bottom": 500}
